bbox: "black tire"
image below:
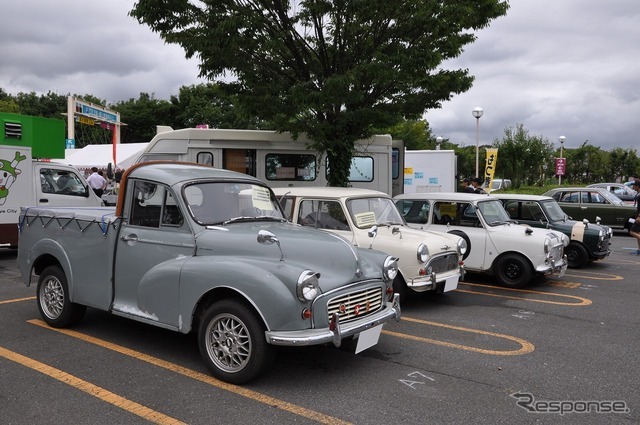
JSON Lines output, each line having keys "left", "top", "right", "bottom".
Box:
{"left": 565, "top": 242, "right": 589, "bottom": 268}
{"left": 392, "top": 274, "right": 408, "bottom": 304}
{"left": 448, "top": 230, "right": 471, "bottom": 260}
{"left": 37, "top": 265, "right": 86, "bottom": 328}
{"left": 198, "top": 299, "right": 275, "bottom": 384}
{"left": 494, "top": 254, "right": 533, "bottom": 288}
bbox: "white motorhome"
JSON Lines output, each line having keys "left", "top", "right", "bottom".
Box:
{"left": 403, "top": 149, "right": 457, "bottom": 193}
{"left": 135, "top": 126, "right": 404, "bottom": 196}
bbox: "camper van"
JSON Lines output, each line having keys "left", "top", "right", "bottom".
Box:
{"left": 135, "top": 126, "right": 404, "bottom": 196}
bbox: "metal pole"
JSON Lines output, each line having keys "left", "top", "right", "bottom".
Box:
{"left": 475, "top": 118, "right": 480, "bottom": 177}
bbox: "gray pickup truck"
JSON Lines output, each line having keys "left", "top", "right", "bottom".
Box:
{"left": 17, "top": 162, "right": 401, "bottom": 384}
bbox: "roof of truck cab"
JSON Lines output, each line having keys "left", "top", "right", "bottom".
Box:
{"left": 126, "top": 162, "right": 260, "bottom": 185}
{"left": 271, "top": 186, "right": 389, "bottom": 198}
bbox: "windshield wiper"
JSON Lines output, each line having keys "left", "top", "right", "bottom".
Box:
{"left": 222, "top": 216, "right": 286, "bottom": 225}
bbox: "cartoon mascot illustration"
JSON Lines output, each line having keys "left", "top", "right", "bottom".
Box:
{"left": 0, "top": 151, "right": 27, "bottom": 206}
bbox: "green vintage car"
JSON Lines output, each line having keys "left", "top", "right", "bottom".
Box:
{"left": 494, "top": 194, "right": 613, "bottom": 268}
{"left": 542, "top": 187, "right": 637, "bottom": 231}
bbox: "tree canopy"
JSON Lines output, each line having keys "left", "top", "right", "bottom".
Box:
{"left": 130, "top": 0, "right": 509, "bottom": 185}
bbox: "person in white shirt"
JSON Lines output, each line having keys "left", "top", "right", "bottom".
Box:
{"left": 86, "top": 167, "right": 107, "bottom": 198}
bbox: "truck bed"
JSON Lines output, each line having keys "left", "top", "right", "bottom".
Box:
{"left": 18, "top": 206, "right": 119, "bottom": 310}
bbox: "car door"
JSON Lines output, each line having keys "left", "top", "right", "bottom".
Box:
{"left": 574, "top": 190, "right": 620, "bottom": 226}
{"left": 502, "top": 199, "right": 548, "bottom": 229}
{"left": 425, "top": 201, "right": 489, "bottom": 270}
{"left": 113, "top": 180, "right": 194, "bottom": 329}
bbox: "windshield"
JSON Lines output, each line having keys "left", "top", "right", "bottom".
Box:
{"left": 183, "top": 182, "right": 285, "bottom": 225}
{"left": 540, "top": 200, "right": 567, "bottom": 222}
{"left": 346, "top": 197, "right": 405, "bottom": 229}
{"left": 477, "top": 199, "right": 511, "bottom": 226}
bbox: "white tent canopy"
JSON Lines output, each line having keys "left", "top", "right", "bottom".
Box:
{"left": 64, "top": 143, "right": 148, "bottom": 171}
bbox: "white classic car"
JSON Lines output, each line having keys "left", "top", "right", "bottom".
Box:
{"left": 393, "top": 192, "right": 569, "bottom": 288}
{"left": 274, "top": 187, "right": 467, "bottom": 301}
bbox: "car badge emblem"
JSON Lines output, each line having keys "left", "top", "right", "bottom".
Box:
{"left": 339, "top": 304, "right": 347, "bottom": 314}
{"left": 354, "top": 304, "right": 361, "bottom": 316}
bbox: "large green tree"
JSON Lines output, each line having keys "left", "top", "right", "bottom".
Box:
{"left": 130, "top": 0, "right": 509, "bottom": 186}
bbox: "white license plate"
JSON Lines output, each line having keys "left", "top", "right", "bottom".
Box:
{"left": 444, "top": 275, "right": 459, "bottom": 292}
{"left": 354, "top": 324, "right": 383, "bottom": 354}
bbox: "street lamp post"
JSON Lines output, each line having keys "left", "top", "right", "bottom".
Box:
{"left": 436, "top": 136, "right": 443, "bottom": 150}
{"left": 472, "top": 107, "right": 483, "bottom": 177}
{"left": 558, "top": 135, "right": 565, "bottom": 185}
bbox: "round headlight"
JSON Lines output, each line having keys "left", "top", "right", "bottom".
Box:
{"left": 417, "top": 243, "right": 428, "bottom": 263}
{"left": 598, "top": 229, "right": 604, "bottom": 241}
{"left": 297, "top": 270, "right": 320, "bottom": 302}
{"left": 383, "top": 256, "right": 399, "bottom": 281}
{"left": 457, "top": 237, "right": 468, "bottom": 256}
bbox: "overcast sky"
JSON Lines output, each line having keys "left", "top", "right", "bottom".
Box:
{"left": 1, "top": 1, "right": 639, "bottom": 151}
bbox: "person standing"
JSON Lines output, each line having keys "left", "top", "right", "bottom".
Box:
{"left": 629, "top": 180, "right": 640, "bottom": 255}
{"left": 471, "top": 177, "right": 487, "bottom": 194}
{"left": 87, "top": 167, "right": 107, "bottom": 198}
{"left": 461, "top": 178, "right": 475, "bottom": 193}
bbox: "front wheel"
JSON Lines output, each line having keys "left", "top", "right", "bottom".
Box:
{"left": 198, "top": 300, "right": 275, "bottom": 384}
{"left": 37, "top": 265, "right": 86, "bottom": 328}
{"left": 494, "top": 254, "right": 532, "bottom": 288}
{"left": 565, "top": 242, "right": 589, "bottom": 268}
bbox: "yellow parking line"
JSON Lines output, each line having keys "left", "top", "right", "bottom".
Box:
{"left": 383, "top": 316, "right": 534, "bottom": 356}
{"left": 458, "top": 282, "right": 592, "bottom": 306}
{"left": 28, "top": 319, "right": 350, "bottom": 425}
{"left": 0, "top": 346, "right": 185, "bottom": 425}
{"left": 0, "top": 296, "right": 35, "bottom": 305}
{"left": 562, "top": 271, "right": 623, "bottom": 281}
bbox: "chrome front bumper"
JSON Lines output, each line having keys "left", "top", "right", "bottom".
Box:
{"left": 265, "top": 294, "right": 401, "bottom": 348}
{"left": 536, "top": 255, "right": 568, "bottom": 277}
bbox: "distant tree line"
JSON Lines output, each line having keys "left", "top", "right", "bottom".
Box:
{"left": 1, "top": 85, "right": 637, "bottom": 186}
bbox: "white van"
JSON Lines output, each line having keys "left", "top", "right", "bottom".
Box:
{"left": 0, "top": 145, "right": 103, "bottom": 247}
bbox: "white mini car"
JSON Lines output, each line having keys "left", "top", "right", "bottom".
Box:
{"left": 274, "top": 187, "right": 467, "bottom": 301}
{"left": 393, "top": 192, "right": 569, "bottom": 287}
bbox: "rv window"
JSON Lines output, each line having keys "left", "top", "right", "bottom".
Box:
{"left": 326, "top": 156, "right": 374, "bottom": 183}
{"left": 265, "top": 153, "right": 317, "bottom": 181}
{"left": 196, "top": 152, "right": 213, "bottom": 166}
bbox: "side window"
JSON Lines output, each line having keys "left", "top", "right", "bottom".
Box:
{"left": 279, "top": 196, "right": 294, "bottom": 220}
{"left": 459, "top": 203, "right": 479, "bottom": 227}
{"left": 522, "top": 201, "right": 544, "bottom": 221}
{"left": 129, "top": 181, "right": 163, "bottom": 228}
{"left": 502, "top": 200, "right": 519, "bottom": 219}
{"left": 560, "top": 192, "right": 577, "bottom": 203}
{"left": 433, "top": 202, "right": 457, "bottom": 225}
{"left": 396, "top": 200, "right": 430, "bottom": 224}
{"left": 40, "top": 168, "right": 87, "bottom": 197}
{"left": 298, "top": 200, "right": 349, "bottom": 230}
{"left": 266, "top": 153, "right": 317, "bottom": 181}
{"left": 326, "top": 156, "right": 375, "bottom": 183}
{"left": 196, "top": 152, "right": 213, "bottom": 166}
{"left": 162, "top": 190, "right": 184, "bottom": 227}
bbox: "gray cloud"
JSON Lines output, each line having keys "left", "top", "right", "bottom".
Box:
{"left": 1, "top": 1, "right": 639, "bottom": 151}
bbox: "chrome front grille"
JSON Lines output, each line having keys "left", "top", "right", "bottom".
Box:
{"left": 327, "top": 287, "right": 383, "bottom": 323}
{"left": 428, "top": 253, "right": 459, "bottom": 274}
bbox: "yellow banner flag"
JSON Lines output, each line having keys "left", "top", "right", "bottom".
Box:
{"left": 484, "top": 148, "right": 498, "bottom": 192}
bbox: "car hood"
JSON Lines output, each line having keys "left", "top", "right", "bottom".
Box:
{"left": 193, "top": 220, "right": 387, "bottom": 290}
{"left": 364, "top": 224, "right": 460, "bottom": 255}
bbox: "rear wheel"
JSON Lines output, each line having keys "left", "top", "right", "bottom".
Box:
{"left": 37, "top": 265, "right": 86, "bottom": 328}
{"left": 198, "top": 300, "right": 275, "bottom": 384}
{"left": 494, "top": 254, "right": 532, "bottom": 288}
{"left": 565, "top": 242, "right": 589, "bottom": 268}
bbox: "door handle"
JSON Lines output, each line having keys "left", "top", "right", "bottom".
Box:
{"left": 121, "top": 234, "right": 139, "bottom": 242}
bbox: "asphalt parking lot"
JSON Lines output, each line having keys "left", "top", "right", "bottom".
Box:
{"left": 1, "top": 231, "right": 638, "bottom": 424}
